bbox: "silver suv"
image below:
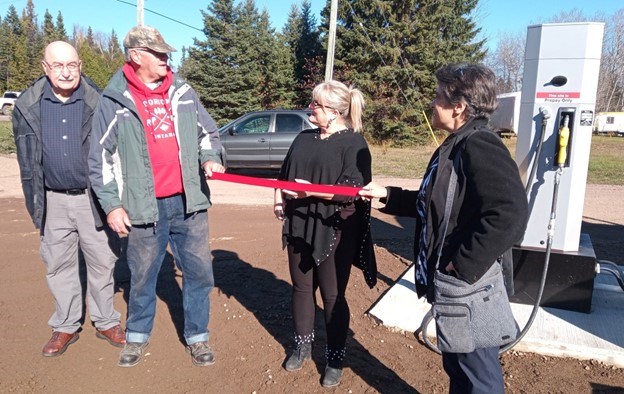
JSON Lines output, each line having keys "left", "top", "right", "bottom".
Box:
{"left": 219, "top": 109, "right": 314, "bottom": 169}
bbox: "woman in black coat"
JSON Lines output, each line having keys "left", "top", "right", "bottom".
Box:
{"left": 360, "top": 63, "right": 528, "bottom": 393}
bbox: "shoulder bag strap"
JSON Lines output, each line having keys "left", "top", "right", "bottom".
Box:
{"left": 434, "top": 157, "right": 458, "bottom": 271}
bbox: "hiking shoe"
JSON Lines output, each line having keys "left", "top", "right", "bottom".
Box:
{"left": 322, "top": 366, "right": 343, "bottom": 388}
{"left": 186, "top": 341, "right": 215, "bottom": 366}
{"left": 284, "top": 343, "right": 312, "bottom": 371}
{"left": 118, "top": 342, "right": 149, "bottom": 367}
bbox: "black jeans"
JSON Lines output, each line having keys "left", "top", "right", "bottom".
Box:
{"left": 286, "top": 226, "right": 356, "bottom": 363}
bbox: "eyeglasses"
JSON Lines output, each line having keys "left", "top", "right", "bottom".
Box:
{"left": 310, "top": 100, "right": 336, "bottom": 111}
{"left": 44, "top": 61, "right": 81, "bottom": 73}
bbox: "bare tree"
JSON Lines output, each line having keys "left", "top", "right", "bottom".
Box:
{"left": 598, "top": 9, "right": 624, "bottom": 112}
{"left": 486, "top": 31, "right": 525, "bottom": 94}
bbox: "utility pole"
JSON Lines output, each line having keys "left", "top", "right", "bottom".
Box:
{"left": 137, "top": 0, "right": 144, "bottom": 26}
{"left": 324, "top": 0, "right": 338, "bottom": 82}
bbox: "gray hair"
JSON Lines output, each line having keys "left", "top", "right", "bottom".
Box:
{"left": 435, "top": 63, "right": 498, "bottom": 119}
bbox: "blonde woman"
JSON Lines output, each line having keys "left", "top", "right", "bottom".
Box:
{"left": 274, "top": 81, "right": 376, "bottom": 387}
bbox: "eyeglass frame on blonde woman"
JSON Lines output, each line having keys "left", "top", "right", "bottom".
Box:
{"left": 309, "top": 100, "right": 338, "bottom": 112}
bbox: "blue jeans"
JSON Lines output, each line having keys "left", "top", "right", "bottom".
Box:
{"left": 125, "top": 194, "right": 213, "bottom": 345}
{"left": 442, "top": 346, "right": 504, "bottom": 394}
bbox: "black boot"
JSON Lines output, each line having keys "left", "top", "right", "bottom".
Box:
{"left": 284, "top": 342, "right": 312, "bottom": 371}
{"left": 322, "top": 366, "right": 343, "bottom": 388}
{"left": 322, "top": 346, "right": 345, "bottom": 387}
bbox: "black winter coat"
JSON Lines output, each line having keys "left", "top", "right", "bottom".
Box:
{"left": 381, "top": 118, "right": 528, "bottom": 301}
{"left": 12, "top": 76, "right": 105, "bottom": 230}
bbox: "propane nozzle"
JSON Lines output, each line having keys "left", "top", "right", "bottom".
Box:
{"left": 557, "top": 115, "right": 570, "bottom": 167}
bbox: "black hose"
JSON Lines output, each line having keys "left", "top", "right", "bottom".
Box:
{"left": 598, "top": 260, "right": 624, "bottom": 291}
{"left": 525, "top": 113, "right": 549, "bottom": 195}
{"left": 499, "top": 169, "right": 561, "bottom": 352}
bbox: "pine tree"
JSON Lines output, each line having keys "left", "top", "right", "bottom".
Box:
{"left": 181, "top": 0, "right": 297, "bottom": 124}
{"left": 42, "top": 9, "right": 55, "bottom": 43}
{"left": 0, "top": 6, "right": 22, "bottom": 91}
{"left": 106, "top": 29, "right": 125, "bottom": 69}
{"left": 332, "top": 0, "right": 486, "bottom": 145}
{"left": 20, "top": 0, "right": 44, "bottom": 85}
{"left": 76, "top": 27, "right": 110, "bottom": 89}
{"left": 181, "top": 0, "right": 239, "bottom": 123}
{"left": 55, "top": 11, "right": 67, "bottom": 40}
{"left": 283, "top": 0, "right": 323, "bottom": 106}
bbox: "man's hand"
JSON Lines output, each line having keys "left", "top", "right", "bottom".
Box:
{"left": 107, "top": 207, "right": 131, "bottom": 235}
{"left": 203, "top": 160, "right": 226, "bottom": 178}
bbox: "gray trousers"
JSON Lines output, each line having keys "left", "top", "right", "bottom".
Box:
{"left": 40, "top": 191, "right": 121, "bottom": 333}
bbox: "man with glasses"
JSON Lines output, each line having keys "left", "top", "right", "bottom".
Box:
{"left": 89, "top": 26, "right": 224, "bottom": 368}
{"left": 13, "top": 41, "right": 126, "bottom": 357}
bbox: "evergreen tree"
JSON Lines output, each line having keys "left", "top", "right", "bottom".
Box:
{"left": 258, "top": 12, "right": 296, "bottom": 108}
{"left": 283, "top": 0, "right": 323, "bottom": 106}
{"left": 55, "top": 11, "right": 67, "bottom": 40}
{"left": 76, "top": 27, "right": 109, "bottom": 89}
{"left": 181, "top": 0, "right": 297, "bottom": 123}
{"left": 4, "top": 5, "right": 21, "bottom": 35}
{"left": 106, "top": 29, "right": 125, "bottom": 68}
{"left": 42, "top": 9, "right": 55, "bottom": 42}
{"left": 181, "top": 0, "right": 238, "bottom": 123}
{"left": 0, "top": 15, "right": 7, "bottom": 92}
{"left": 331, "top": 0, "right": 486, "bottom": 145}
{"left": 20, "top": 0, "right": 44, "bottom": 85}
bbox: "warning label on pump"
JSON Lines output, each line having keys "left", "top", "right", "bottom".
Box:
{"left": 536, "top": 92, "right": 581, "bottom": 103}
{"left": 580, "top": 110, "right": 593, "bottom": 126}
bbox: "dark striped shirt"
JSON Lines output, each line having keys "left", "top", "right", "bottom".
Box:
{"left": 41, "top": 80, "right": 87, "bottom": 190}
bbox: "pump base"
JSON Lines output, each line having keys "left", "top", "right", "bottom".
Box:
{"left": 510, "top": 233, "right": 597, "bottom": 313}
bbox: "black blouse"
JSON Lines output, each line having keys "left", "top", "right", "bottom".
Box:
{"left": 278, "top": 128, "right": 377, "bottom": 288}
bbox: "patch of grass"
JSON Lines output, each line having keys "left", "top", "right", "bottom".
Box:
{"left": 587, "top": 136, "right": 624, "bottom": 185}
{"left": 370, "top": 142, "right": 437, "bottom": 178}
{"left": 0, "top": 121, "right": 15, "bottom": 154}
{"left": 371, "top": 135, "right": 624, "bottom": 185}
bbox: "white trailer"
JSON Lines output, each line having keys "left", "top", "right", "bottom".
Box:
{"left": 593, "top": 112, "right": 624, "bottom": 135}
{"left": 491, "top": 91, "right": 521, "bottom": 135}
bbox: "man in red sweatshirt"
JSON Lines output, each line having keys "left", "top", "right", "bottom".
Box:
{"left": 89, "top": 25, "right": 225, "bottom": 368}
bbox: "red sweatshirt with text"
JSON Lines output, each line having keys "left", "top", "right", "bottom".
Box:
{"left": 123, "top": 63, "right": 183, "bottom": 198}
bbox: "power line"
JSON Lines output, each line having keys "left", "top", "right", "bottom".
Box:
{"left": 114, "top": 0, "right": 203, "bottom": 32}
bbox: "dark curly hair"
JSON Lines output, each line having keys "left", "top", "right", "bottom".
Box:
{"left": 435, "top": 63, "right": 498, "bottom": 119}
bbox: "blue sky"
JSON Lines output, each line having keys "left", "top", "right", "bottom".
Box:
{"left": 1, "top": 0, "right": 622, "bottom": 65}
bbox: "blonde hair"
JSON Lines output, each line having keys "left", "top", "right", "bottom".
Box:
{"left": 312, "top": 80, "right": 365, "bottom": 132}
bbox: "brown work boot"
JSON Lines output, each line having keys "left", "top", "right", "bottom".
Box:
{"left": 96, "top": 324, "right": 126, "bottom": 348}
{"left": 42, "top": 331, "right": 79, "bottom": 357}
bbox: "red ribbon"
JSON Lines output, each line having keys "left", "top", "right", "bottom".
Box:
{"left": 208, "top": 172, "right": 362, "bottom": 196}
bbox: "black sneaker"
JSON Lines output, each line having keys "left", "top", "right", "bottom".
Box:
{"left": 186, "top": 341, "right": 215, "bottom": 366}
{"left": 322, "top": 366, "right": 343, "bottom": 388}
{"left": 284, "top": 343, "right": 312, "bottom": 371}
{"left": 118, "top": 342, "right": 149, "bottom": 367}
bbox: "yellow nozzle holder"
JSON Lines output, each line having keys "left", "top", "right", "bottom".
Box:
{"left": 557, "top": 115, "right": 570, "bottom": 166}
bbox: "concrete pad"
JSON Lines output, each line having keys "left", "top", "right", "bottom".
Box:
{"left": 368, "top": 264, "right": 624, "bottom": 368}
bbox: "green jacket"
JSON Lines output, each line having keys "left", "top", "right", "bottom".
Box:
{"left": 88, "top": 69, "right": 222, "bottom": 225}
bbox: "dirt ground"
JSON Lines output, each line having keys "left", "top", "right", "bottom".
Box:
{"left": 1, "top": 155, "right": 623, "bottom": 393}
